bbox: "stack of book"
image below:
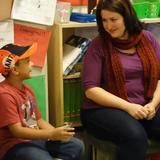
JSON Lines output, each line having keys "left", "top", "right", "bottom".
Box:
{"left": 63, "top": 35, "right": 91, "bottom": 76}
{"left": 63, "top": 78, "right": 82, "bottom": 123}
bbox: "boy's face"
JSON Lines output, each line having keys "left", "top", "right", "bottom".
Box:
{"left": 15, "top": 57, "right": 33, "bottom": 80}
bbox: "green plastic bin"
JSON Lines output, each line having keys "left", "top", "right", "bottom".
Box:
{"left": 147, "top": 2, "right": 160, "bottom": 18}
{"left": 132, "top": 2, "right": 149, "bottom": 19}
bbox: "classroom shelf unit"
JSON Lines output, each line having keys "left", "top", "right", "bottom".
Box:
{"left": 47, "top": 19, "right": 160, "bottom": 127}
{"left": 47, "top": 22, "right": 97, "bottom": 127}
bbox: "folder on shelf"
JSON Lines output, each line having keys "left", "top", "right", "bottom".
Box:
{"left": 63, "top": 44, "right": 81, "bottom": 73}
{"left": 63, "top": 35, "right": 91, "bottom": 75}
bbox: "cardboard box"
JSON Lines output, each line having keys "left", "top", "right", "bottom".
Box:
{"left": 0, "top": 0, "right": 13, "bottom": 21}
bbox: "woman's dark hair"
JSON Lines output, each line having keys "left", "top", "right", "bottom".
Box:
{"left": 96, "top": 0, "right": 144, "bottom": 36}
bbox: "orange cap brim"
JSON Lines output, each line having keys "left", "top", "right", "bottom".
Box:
{"left": 17, "top": 42, "right": 37, "bottom": 61}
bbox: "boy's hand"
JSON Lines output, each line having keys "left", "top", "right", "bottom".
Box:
{"left": 49, "top": 125, "right": 75, "bottom": 141}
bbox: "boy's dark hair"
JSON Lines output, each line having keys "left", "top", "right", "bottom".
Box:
{"left": 96, "top": 0, "right": 144, "bottom": 37}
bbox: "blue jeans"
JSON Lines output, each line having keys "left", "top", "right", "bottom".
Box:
{"left": 81, "top": 107, "right": 160, "bottom": 160}
{"left": 4, "top": 137, "right": 84, "bottom": 160}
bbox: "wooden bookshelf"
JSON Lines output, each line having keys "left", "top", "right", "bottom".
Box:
{"left": 47, "top": 22, "right": 97, "bottom": 127}
{"left": 47, "top": 19, "right": 160, "bottom": 127}
{"left": 142, "top": 18, "right": 160, "bottom": 23}
{"left": 63, "top": 72, "right": 81, "bottom": 79}
{"left": 58, "top": 21, "right": 97, "bottom": 28}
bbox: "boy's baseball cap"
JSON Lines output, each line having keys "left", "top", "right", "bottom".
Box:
{"left": 0, "top": 43, "right": 37, "bottom": 75}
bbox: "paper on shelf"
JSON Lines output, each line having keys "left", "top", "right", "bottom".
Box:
{"left": 63, "top": 44, "right": 82, "bottom": 73}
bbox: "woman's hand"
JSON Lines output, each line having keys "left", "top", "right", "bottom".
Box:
{"left": 125, "top": 103, "right": 149, "bottom": 120}
{"left": 144, "top": 103, "right": 156, "bottom": 120}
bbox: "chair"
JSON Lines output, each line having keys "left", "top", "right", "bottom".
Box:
{"left": 84, "top": 131, "right": 160, "bottom": 160}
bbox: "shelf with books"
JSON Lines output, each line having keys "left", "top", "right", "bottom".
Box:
{"left": 63, "top": 34, "right": 91, "bottom": 76}
{"left": 47, "top": 19, "right": 160, "bottom": 127}
{"left": 63, "top": 78, "right": 82, "bottom": 126}
{"left": 47, "top": 22, "right": 97, "bottom": 127}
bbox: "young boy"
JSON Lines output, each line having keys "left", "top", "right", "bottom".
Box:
{"left": 0, "top": 43, "right": 84, "bottom": 160}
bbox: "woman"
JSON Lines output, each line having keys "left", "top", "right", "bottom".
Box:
{"left": 81, "top": 0, "right": 160, "bottom": 160}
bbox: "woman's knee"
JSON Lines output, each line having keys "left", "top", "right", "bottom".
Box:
{"left": 119, "top": 124, "right": 148, "bottom": 149}
{"left": 130, "top": 126, "right": 147, "bottom": 141}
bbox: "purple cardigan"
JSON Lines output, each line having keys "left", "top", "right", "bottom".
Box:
{"left": 82, "top": 30, "right": 160, "bottom": 109}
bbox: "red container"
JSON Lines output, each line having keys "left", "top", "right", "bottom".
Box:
{"left": 57, "top": 0, "right": 88, "bottom": 6}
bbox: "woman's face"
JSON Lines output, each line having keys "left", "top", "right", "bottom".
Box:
{"left": 101, "top": 9, "right": 128, "bottom": 39}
